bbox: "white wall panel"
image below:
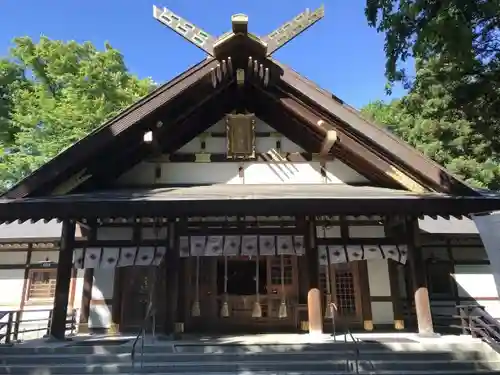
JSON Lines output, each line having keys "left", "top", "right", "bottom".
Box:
{"left": 367, "top": 260, "right": 393, "bottom": 324}
{"left": 0, "top": 269, "right": 24, "bottom": 307}
{"left": 31, "top": 250, "right": 59, "bottom": 264}
{"left": 453, "top": 265, "right": 498, "bottom": 298}
{"left": 0, "top": 251, "right": 27, "bottom": 265}
{"left": 97, "top": 227, "right": 134, "bottom": 241}
{"left": 89, "top": 304, "right": 112, "bottom": 328}
{"left": 243, "top": 162, "right": 324, "bottom": 184}
{"left": 91, "top": 269, "right": 115, "bottom": 300}
{"left": 325, "top": 160, "right": 368, "bottom": 184}
{"left": 348, "top": 225, "right": 385, "bottom": 238}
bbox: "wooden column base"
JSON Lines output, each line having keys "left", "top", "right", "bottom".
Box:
{"left": 415, "top": 286, "right": 435, "bottom": 335}
{"left": 394, "top": 319, "right": 405, "bottom": 330}
{"left": 307, "top": 288, "right": 323, "bottom": 335}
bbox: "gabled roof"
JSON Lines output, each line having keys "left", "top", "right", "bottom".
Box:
{"left": 2, "top": 32, "right": 478, "bottom": 200}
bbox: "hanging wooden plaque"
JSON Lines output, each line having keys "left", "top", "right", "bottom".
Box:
{"left": 226, "top": 113, "right": 256, "bottom": 159}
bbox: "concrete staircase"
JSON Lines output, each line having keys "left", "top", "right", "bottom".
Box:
{"left": 1, "top": 334, "right": 500, "bottom": 374}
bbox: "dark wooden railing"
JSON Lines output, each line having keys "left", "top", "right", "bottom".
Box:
{"left": 0, "top": 309, "right": 77, "bottom": 345}
{"left": 457, "top": 304, "right": 500, "bottom": 344}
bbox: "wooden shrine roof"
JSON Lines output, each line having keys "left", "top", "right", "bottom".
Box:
{"left": 0, "top": 184, "right": 498, "bottom": 224}
{"left": 0, "top": 10, "right": 488, "bottom": 228}
{"left": 1, "top": 54, "right": 478, "bottom": 200}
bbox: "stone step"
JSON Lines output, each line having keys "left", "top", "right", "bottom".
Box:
{"left": 0, "top": 340, "right": 488, "bottom": 355}
{"left": 1, "top": 359, "right": 499, "bottom": 374}
{"left": 16, "top": 372, "right": 500, "bottom": 375}
{"left": 10, "top": 372, "right": 500, "bottom": 375}
{"left": 0, "top": 350, "right": 496, "bottom": 365}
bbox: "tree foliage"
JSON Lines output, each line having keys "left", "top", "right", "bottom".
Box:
{"left": 0, "top": 37, "right": 154, "bottom": 191}
{"left": 363, "top": 0, "right": 500, "bottom": 189}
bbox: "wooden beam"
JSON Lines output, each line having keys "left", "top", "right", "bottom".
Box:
{"left": 257, "top": 85, "right": 427, "bottom": 193}
{"left": 406, "top": 217, "right": 435, "bottom": 335}
{"left": 305, "top": 216, "right": 323, "bottom": 335}
{"left": 5, "top": 59, "right": 219, "bottom": 199}
{"left": 50, "top": 220, "right": 76, "bottom": 340}
{"left": 276, "top": 64, "right": 478, "bottom": 196}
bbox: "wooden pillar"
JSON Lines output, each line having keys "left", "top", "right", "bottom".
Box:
{"left": 78, "top": 268, "right": 94, "bottom": 332}
{"left": 50, "top": 220, "right": 76, "bottom": 340}
{"left": 406, "top": 217, "right": 435, "bottom": 335}
{"left": 357, "top": 261, "right": 374, "bottom": 331}
{"left": 388, "top": 260, "right": 404, "bottom": 330}
{"left": 164, "top": 221, "right": 180, "bottom": 336}
{"left": 305, "top": 216, "right": 323, "bottom": 335}
{"left": 176, "top": 258, "right": 186, "bottom": 330}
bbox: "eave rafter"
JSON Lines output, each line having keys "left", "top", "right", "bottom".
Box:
{"left": 273, "top": 64, "right": 478, "bottom": 196}
{"left": 250, "top": 82, "right": 427, "bottom": 193}
{"left": 4, "top": 59, "right": 220, "bottom": 199}
{"left": 78, "top": 79, "right": 237, "bottom": 191}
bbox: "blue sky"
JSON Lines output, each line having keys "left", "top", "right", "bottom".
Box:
{"left": 0, "top": 0, "right": 408, "bottom": 109}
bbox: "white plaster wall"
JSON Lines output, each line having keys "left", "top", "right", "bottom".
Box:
{"left": 0, "top": 251, "right": 27, "bottom": 265}
{"left": 367, "top": 260, "right": 394, "bottom": 324}
{"left": 117, "top": 117, "right": 369, "bottom": 186}
{"left": 89, "top": 268, "right": 115, "bottom": 329}
{"left": 89, "top": 304, "right": 113, "bottom": 329}
{"left": 0, "top": 269, "right": 24, "bottom": 308}
{"left": 348, "top": 225, "right": 385, "bottom": 238}
{"left": 31, "top": 250, "right": 59, "bottom": 264}
{"left": 453, "top": 264, "right": 500, "bottom": 319}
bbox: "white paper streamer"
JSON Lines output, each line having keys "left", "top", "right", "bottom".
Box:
{"left": 136, "top": 246, "right": 155, "bottom": 266}
{"left": 259, "top": 235, "right": 276, "bottom": 255}
{"left": 190, "top": 236, "right": 206, "bottom": 256}
{"left": 205, "top": 236, "right": 224, "bottom": 256}
{"left": 152, "top": 246, "right": 167, "bottom": 265}
{"left": 179, "top": 236, "right": 190, "bottom": 258}
{"left": 223, "top": 235, "right": 241, "bottom": 256}
{"left": 329, "top": 245, "right": 347, "bottom": 263}
{"left": 241, "top": 235, "right": 258, "bottom": 256}
{"left": 84, "top": 248, "right": 102, "bottom": 268}
{"left": 293, "top": 236, "right": 305, "bottom": 255}
{"left": 73, "top": 248, "right": 84, "bottom": 269}
{"left": 117, "top": 247, "right": 137, "bottom": 267}
{"left": 345, "top": 245, "right": 363, "bottom": 262}
{"left": 99, "top": 248, "right": 120, "bottom": 268}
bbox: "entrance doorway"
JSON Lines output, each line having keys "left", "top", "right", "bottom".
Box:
{"left": 217, "top": 258, "right": 267, "bottom": 295}
{"left": 183, "top": 256, "right": 299, "bottom": 333}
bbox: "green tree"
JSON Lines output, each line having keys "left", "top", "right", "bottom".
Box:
{"left": 362, "top": 58, "right": 500, "bottom": 188}
{"left": 0, "top": 36, "right": 154, "bottom": 191}
{"left": 364, "top": 0, "right": 500, "bottom": 189}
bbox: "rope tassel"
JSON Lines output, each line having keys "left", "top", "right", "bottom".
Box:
{"left": 252, "top": 253, "right": 262, "bottom": 318}
{"left": 278, "top": 254, "right": 288, "bottom": 319}
{"left": 220, "top": 256, "right": 230, "bottom": 317}
{"left": 191, "top": 255, "right": 201, "bottom": 317}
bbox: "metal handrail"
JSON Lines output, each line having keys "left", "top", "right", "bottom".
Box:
{"left": 329, "top": 303, "right": 360, "bottom": 374}
{"left": 458, "top": 304, "right": 500, "bottom": 344}
{"left": 0, "top": 308, "right": 77, "bottom": 344}
{"left": 131, "top": 255, "right": 166, "bottom": 369}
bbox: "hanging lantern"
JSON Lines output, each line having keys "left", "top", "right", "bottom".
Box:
{"left": 191, "top": 256, "right": 201, "bottom": 317}
{"left": 220, "top": 256, "right": 230, "bottom": 317}
{"left": 252, "top": 252, "right": 262, "bottom": 318}
{"left": 278, "top": 254, "right": 288, "bottom": 319}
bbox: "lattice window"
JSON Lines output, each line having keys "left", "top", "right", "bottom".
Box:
{"left": 320, "top": 264, "right": 357, "bottom": 316}
{"left": 270, "top": 256, "right": 293, "bottom": 284}
{"left": 27, "top": 269, "right": 57, "bottom": 301}
{"left": 334, "top": 265, "right": 357, "bottom": 316}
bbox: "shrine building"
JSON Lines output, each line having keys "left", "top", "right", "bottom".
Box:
{"left": 1, "top": 5, "right": 500, "bottom": 340}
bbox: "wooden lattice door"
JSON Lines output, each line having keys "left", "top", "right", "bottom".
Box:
{"left": 121, "top": 266, "right": 158, "bottom": 331}
{"left": 320, "top": 262, "right": 362, "bottom": 324}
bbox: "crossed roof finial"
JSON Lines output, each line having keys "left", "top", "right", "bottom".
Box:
{"left": 153, "top": 5, "right": 325, "bottom": 58}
